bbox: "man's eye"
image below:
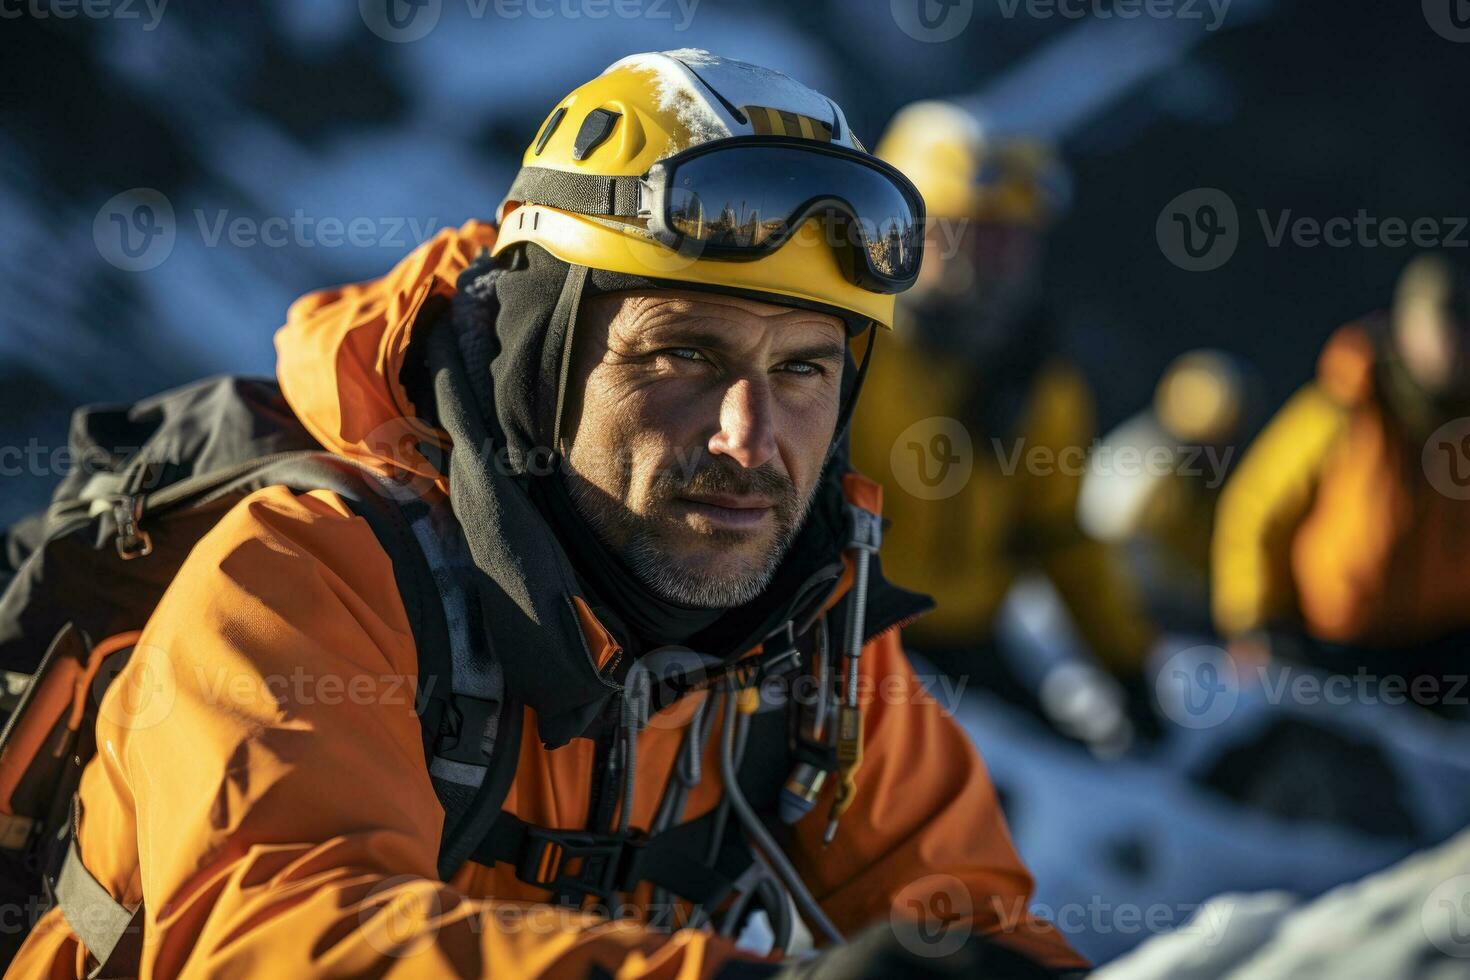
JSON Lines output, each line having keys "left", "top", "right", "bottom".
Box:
{"left": 658, "top": 347, "right": 706, "bottom": 363}
{"left": 778, "top": 361, "right": 823, "bottom": 377}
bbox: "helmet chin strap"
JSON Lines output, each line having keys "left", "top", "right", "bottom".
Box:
{"left": 826, "top": 320, "right": 878, "bottom": 464}
{"left": 549, "top": 262, "right": 590, "bottom": 455}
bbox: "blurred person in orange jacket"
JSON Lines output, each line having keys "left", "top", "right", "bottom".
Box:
{"left": 851, "top": 101, "right": 1156, "bottom": 746}
{"left": 1213, "top": 253, "right": 1470, "bottom": 702}
{"left": 4, "top": 53, "right": 1087, "bottom": 979}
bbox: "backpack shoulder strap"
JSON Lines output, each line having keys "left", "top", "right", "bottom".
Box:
{"left": 391, "top": 489, "right": 523, "bottom": 880}
{"left": 46, "top": 454, "right": 519, "bottom": 976}
{"left": 227, "top": 456, "right": 522, "bottom": 871}
{"left": 54, "top": 801, "right": 142, "bottom": 980}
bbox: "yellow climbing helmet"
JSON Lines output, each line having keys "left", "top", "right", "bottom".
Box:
{"left": 1155, "top": 349, "right": 1247, "bottom": 444}
{"left": 876, "top": 99, "right": 1068, "bottom": 225}
{"left": 493, "top": 50, "right": 924, "bottom": 330}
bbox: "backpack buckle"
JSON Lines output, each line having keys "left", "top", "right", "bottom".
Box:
{"left": 517, "top": 827, "right": 646, "bottom": 905}
{"left": 112, "top": 496, "right": 152, "bottom": 561}
{"left": 845, "top": 501, "right": 882, "bottom": 554}
{"left": 432, "top": 695, "right": 501, "bottom": 766}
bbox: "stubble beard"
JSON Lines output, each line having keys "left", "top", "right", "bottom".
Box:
{"left": 565, "top": 452, "right": 817, "bottom": 608}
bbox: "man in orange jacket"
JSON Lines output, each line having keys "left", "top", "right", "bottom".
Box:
{"left": 7, "top": 53, "right": 1086, "bottom": 978}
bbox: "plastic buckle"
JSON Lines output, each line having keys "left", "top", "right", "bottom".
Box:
{"left": 432, "top": 695, "right": 500, "bottom": 766}
{"left": 518, "top": 827, "right": 646, "bottom": 904}
{"left": 845, "top": 502, "right": 882, "bottom": 553}
{"left": 113, "top": 495, "right": 153, "bottom": 561}
{"left": 758, "top": 623, "right": 803, "bottom": 678}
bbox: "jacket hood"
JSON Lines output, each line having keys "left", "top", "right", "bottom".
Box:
{"left": 274, "top": 220, "right": 499, "bottom": 484}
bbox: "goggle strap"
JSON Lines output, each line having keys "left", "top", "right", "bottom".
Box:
{"left": 505, "top": 167, "right": 641, "bottom": 219}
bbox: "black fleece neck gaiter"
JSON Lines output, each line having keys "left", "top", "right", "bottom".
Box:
{"left": 456, "top": 244, "right": 725, "bottom": 651}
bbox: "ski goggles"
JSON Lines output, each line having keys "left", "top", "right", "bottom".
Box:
{"left": 505, "top": 136, "right": 926, "bottom": 294}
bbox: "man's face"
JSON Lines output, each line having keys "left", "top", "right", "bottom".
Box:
{"left": 560, "top": 289, "right": 846, "bottom": 608}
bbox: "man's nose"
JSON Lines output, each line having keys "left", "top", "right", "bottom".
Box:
{"left": 707, "top": 376, "right": 778, "bottom": 470}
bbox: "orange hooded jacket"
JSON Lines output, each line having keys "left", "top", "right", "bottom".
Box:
{"left": 6, "top": 221, "right": 1085, "bottom": 979}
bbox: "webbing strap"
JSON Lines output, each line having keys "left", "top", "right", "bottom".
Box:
{"left": 505, "top": 167, "right": 642, "bottom": 218}
{"left": 55, "top": 827, "right": 142, "bottom": 979}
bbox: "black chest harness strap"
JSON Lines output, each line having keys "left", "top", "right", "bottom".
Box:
{"left": 464, "top": 635, "right": 811, "bottom": 922}
{"left": 470, "top": 806, "right": 754, "bottom": 913}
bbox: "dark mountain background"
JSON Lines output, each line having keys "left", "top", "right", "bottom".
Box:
{"left": 2, "top": 0, "right": 1465, "bottom": 521}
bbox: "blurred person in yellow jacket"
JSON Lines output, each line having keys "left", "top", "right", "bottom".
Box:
{"left": 1213, "top": 253, "right": 1470, "bottom": 698}
{"left": 3, "top": 53, "right": 1088, "bottom": 979}
{"left": 851, "top": 101, "right": 1155, "bottom": 739}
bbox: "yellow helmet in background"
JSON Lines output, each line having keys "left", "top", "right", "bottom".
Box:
{"left": 494, "top": 49, "right": 922, "bottom": 329}
{"left": 876, "top": 99, "right": 1067, "bottom": 225}
{"left": 1154, "top": 349, "right": 1246, "bottom": 445}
